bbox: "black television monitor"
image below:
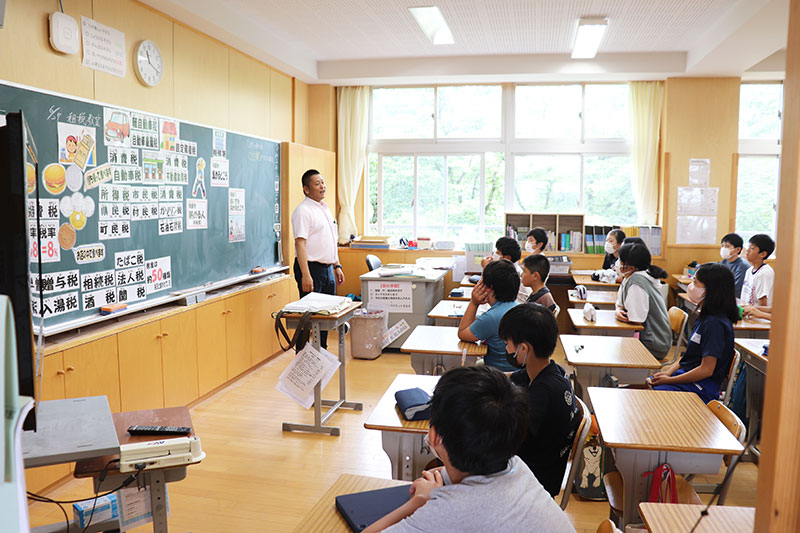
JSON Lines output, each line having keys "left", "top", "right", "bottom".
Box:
{"left": 0, "top": 111, "right": 38, "bottom": 430}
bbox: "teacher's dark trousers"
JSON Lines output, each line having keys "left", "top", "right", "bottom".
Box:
{"left": 293, "top": 258, "right": 336, "bottom": 348}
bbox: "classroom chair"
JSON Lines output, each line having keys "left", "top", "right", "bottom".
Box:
{"left": 365, "top": 254, "right": 382, "bottom": 271}
{"left": 719, "top": 349, "right": 742, "bottom": 407}
{"left": 559, "top": 397, "right": 592, "bottom": 510}
{"left": 604, "top": 469, "right": 702, "bottom": 524}
{"left": 553, "top": 303, "right": 561, "bottom": 318}
{"left": 596, "top": 519, "right": 620, "bottom": 533}
{"left": 660, "top": 306, "right": 689, "bottom": 369}
{"left": 685, "top": 400, "right": 747, "bottom": 504}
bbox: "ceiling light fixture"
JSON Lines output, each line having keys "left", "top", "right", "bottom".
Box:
{"left": 571, "top": 17, "right": 608, "bottom": 59}
{"left": 409, "top": 6, "right": 454, "bottom": 45}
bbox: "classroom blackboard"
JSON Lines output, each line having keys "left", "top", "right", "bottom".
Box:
{"left": 0, "top": 80, "right": 283, "bottom": 335}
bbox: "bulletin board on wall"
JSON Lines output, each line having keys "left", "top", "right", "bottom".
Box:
{"left": 0, "top": 80, "right": 284, "bottom": 335}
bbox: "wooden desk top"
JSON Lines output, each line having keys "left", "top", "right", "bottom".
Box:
{"left": 734, "top": 317, "right": 771, "bottom": 331}
{"left": 588, "top": 388, "right": 743, "bottom": 454}
{"left": 573, "top": 274, "right": 620, "bottom": 288}
{"left": 75, "top": 407, "right": 194, "bottom": 477}
{"left": 448, "top": 287, "right": 473, "bottom": 301}
{"left": 400, "top": 326, "right": 487, "bottom": 356}
{"left": 281, "top": 301, "right": 362, "bottom": 320}
{"left": 460, "top": 275, "right": 477, "bottom": 286}
{"left": 735, "top": 338, "right": 769, "bottom": 367}
{"left": 364, "top": 373, "right": 439, "bottom": 433}
{"left": 677, "top": 292, "right": 694, "bottom": 303}
{"left": 671, "top": 273, "right": 693, "bottom": 285}
{"left": 639, "top": 503, "right": 755, "bottom": 533}
{"left": 567, "top": 308, "right": 644, "bottom": 331}
{"left": 560, "top": 335, "right": 660, "bottom": 369}
{"left": 293, "top": 474, "right": 409, "bottom": 533}
{"left": 568, "top": 289, "right": 618, "bottom": 305}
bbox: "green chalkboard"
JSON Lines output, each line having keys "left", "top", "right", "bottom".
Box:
{"left": 0, "top": 80, "right": 282, "bottom": 334}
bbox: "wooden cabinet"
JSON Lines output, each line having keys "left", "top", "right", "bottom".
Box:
{"left": 161, "top": 311, "right": 199, "bottom": 407}
{"left": 63, "top": 335, "right": 121, "bottom": 412}
{"left": 248, "top": 284, "right": 277, "bottom": 365}
{"left": 271, "top": 277, "right": 295, "bottom": 355}
{"left": 196, "top": 299, "right": 228, "bottom": 396}
{"left": 118, "top": 321, "right": 164, "bottom": 411}
{"left": 224, "top": 292, "right": 250, "bottom": 379}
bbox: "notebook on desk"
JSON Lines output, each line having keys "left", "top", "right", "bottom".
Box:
{"left": 335, "top": 485, "right": 410, "bottom": 532}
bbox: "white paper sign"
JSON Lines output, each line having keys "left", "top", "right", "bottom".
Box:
{"left": 211, "top": 157, "right": 229, "bottom": 187}
{"left": 677, "top": 187, "right": 719, "bottom": 216}
{"left": 186, "top": 199, "right": 208, "bottom": 230}
{"left": 31, "top": 291, "right": 80, "bottom": 318}
{"left": 688, "top": 158, "right": 710, "bottom": 186}
{"left": 367, "top": 281, "right": 413, "bottom": 313}
{"left": 81, "top": 17, "right": 126, "bottom": 77}
{"left": 228, "top": 188, "right": 245, "bottom": 214}
{"left": 158, "top": 217, "right": 183, "bottom": 235}
{"left": 114, "top": 249, "right": 145, "bottom": 269}
{"left": 72, "top": 243, "right": 106, "bottom": 264}
{"left": 275, "top": 344, "right": 341, "bottom": 409}
{"left": 115, "top": 266, "right": 145, "bottom": 287}
{"left": 382, "top": 319, "right": 410, "bottom": 349}
{"left": 98, "top": 220, "right": 131, "bottom": 240}
{"left": 676, "top": 215, "right": 717, "bottom": 244}
{"left": 28, "top": 220, "right": 61, "bottom": 263}
{"left": 29, "top": 269, "right": 80, "bottom": 295}
{"left": 116, "top": 283, "right": 147, "bottom": 304}
{"left": 80, "top": 269, "right": 116, "bottom": 292}
{"left": 82, "top": 287, "right": 117, "bottom": 311}
{"left": 145, "top": 256, "right": 172, "bottom": 294}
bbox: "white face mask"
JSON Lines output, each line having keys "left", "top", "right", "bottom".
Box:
{"left": 686, "top": 281, "right": 706, "bottom": 304}
{"left": 491, "top": 252, "right": 501, "bottom": 261}
{"left": 604, "top": 241, "right": 617, "bottom": 255}
{"left": 613, "top": 259, "right": 621, "bottom": 275}
{"left": 525, "top": 241, "right": 535, "bottom": 253}
{"left": 720, "top": 246, "right": 732, "bottom": 260}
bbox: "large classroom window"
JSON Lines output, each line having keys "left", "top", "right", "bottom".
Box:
{"left": 736, "top": 83, "right": 782, "bottom": 242}
{"left": 367, "top": 83, "right": 633, "bottom": 242}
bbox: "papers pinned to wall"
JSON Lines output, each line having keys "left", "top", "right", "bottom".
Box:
{"left": 676, "top": 215, "right": 717, "bottom": 245}
{"left": 688, "top": 158, "right": 710, "bottom": 186}
{"left": 276, "top": 343, "right": 340, "bottom": 409}
{"left": 677, "top": 187, "right": 719, "bottom": 216}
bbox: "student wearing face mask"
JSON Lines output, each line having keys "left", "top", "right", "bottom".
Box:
{"left": 648, "top": 263, "right": 738, "bottom": 404}
{"left": 718, "top": 233, "right": 749, "bottom": 299}
{"left": 614, "top": 243, "right": 672, "bottom": 360}
{"left": 497, "top": 303, "right": 580, "bottom": 498}
{"left": 601, "top": 229, "right": 626, "bottom": 270}
{"left": 525, "top": 227, "right": 548, "bottom": 255}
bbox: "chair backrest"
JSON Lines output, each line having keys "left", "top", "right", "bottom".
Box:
{"left": 662, "top": 306, "right": 689, "bottom": 367}
{"left": 707, "top": 399, "right": 746, "bottom": 443}
{"left": 365, "top": 254, "right": 382, "bottom": 271}
{"left": 553, "top": 303, "right": 561, "bottom": 318}
{"left": 559, "top": 396, "right": 592, "bottom": 510}
{"left": 596, "top": 519, "right": 619, "bottom": 533}
{"left": 719, "top": 349, "right": 741, "bottom": 406}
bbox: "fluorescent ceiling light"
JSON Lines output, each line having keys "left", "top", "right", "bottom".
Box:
{"left": 571, "top": 17, "right": 607, "bottom": 59}
{"left": 409, "top": 6, "right": 454, "bottom": 45}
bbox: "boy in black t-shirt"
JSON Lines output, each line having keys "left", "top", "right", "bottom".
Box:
{"left": 498, "top": 303, "right": 580, "bottom": 497}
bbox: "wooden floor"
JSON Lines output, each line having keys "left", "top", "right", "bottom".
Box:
{"left": 28, "top": 334, "right": 758, "bottom": 532}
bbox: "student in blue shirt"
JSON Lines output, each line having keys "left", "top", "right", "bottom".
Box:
{"left": 719, "top": 232, "right": 749, "bottom": 298}
{"left": 458, "top": 260, "right": 519, "bottom": 372}
{"left": 648, "top": 263, "right": 738, "bottom": 403}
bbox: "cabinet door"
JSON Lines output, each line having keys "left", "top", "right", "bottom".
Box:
{"left": 224, "top": 293, "right": 250, "bottom": 379}
{"left": 248, "top": 285, "right": 276, "bottom": 365}
{"left": 161, "top": 311, "right": 199, "bottom": 407}
{"left": 270, "top": 277, "right": 296, "bottom": 356}
{"left": 63, "top": 335, "right": 121, "bottom": 412}
{"left": 196, "top": 300, "right": 228, "bottom": 396}
{"left": 118, "top": 321, "right": 165, "bottom": 411}
{"left": 25, "top": 352, "right": 70, "bottom": 493}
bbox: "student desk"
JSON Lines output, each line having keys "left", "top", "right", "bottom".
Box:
{"left": 73, "top": 407, "right": 200, "bottom": 533}
{"left": 638, "top": 503, "right": 755, "bottom": 533}
{"left": 677, "top": 292, "right": 698, "bottom": 313}
{"left": 566, "top": 308, "right": 643, "bottom": 337}
{"left": 561, "top": 335, "right": 660, "bottom": 410}
{"left": 733, "top": 317, "right": 771, "bottom": 339}
{"left": 447, "top": 286, "right": 473, "bottom": 301}
{"left": 360, "top": 266, "right": 448, "bottom": 348}
{"left": 572, "top": 274, "right": 620, "bottom": 292}
{"left": 588, "top": 387, "right": 743, "bottom": 527}
{"left": 364, "top": 373, "right": 440, "bottom": 480}
{"left": 459, "top": 274, "right": 477, "bottom": 286}
{"left": 568, "top": 289, "right": 618, "bottom": 309}
{"left": 426, "top": 299, "right": 488, "bottom": 326}
{"left": 281, "top": 302, "right": 364, "bottom": 436}
{"left": 293, "top": 473, "right": 409, "bottom": 532}
{"left": 671, "top": 273, "right": 692, "bottom": 291}
{"left": 400, "top": 325, "right": 487, "bottom": 375}
{"left": 735, "top": 338, "right": 769, "bottom": 458}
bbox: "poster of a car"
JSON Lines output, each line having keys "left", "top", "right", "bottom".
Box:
{"left": 104, "top": 107, "right": 131, "bottom": 147}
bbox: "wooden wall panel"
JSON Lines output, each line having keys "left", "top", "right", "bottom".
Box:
{"left": 0, "top": 0, "right": 94, "bottom": 98}
{"left": 308, "top": 84, "right": 337, "bottom": 152}
{"left": 294, "top": 79, "right": 309, "bottom": 144}
{"left": 270, "top": 69, "right": 293, "bottom": 140}
{"left": 173, "top": 24, "right": 229, "bottom": 129}
{"left": 92, "top": 0, "right": 174, "bottom": 117}
{"left": 229, "top": 49, "right": 270, "bottom": 138}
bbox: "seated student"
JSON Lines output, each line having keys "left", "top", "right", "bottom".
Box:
{"left": 364, "top": 366, "right": 575, "bottom": 533}
{"left": 742, "top": 305, "right": 771, "bottom": 320}
{"left": 601, "top": 229, "right": 626, "bottom": 270}
{"left": 481, "top": 236, "right": 531, "bottom": 303}
{"left": 739, "top": 233, "right": 775, "bottom": 307}
{"left": 521, "top": 254, "right": 557, "bottom": 313}
{"left": 719, "top": 233, "right": 749, "bottom": 299}
{"left": 615, "top": 243, "right": 672, "bottom": 360}
{"left": 621, "top": 237, "right": 668, "bottom": 280}
{"left": 526, "top": 227, "right": 548, "bottom": 255}
{"left": 499, "top": 304, "right": 580, "bottom": 498}
{"left": 649, "top": 263, "right": 737, "bottom": 404}
{"left": 459, "top": 260, "right": 519, "bottom": 372}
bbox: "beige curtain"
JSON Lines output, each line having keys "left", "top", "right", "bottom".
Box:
{"left": 628, "top": 81, "right": 664, "bottom": 225}
{"left": 336, "top": 86, "right": 370, "bottom": 243}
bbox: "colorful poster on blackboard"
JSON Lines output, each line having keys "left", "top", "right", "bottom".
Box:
{"left": 58, "top": 122, "right": 96, "bottom": 169}
{"left": 103, "top": 108, "right": 131, "bottom": 147}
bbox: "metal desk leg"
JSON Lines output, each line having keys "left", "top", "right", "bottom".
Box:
{"left": 148, "top": 469, "right": 168, "bottom": 533}
{"left": 380, "top": 431, "right": 434, "bottom": 481}
{"left": 320, "top": 322, "right": 363, "bottom": 412}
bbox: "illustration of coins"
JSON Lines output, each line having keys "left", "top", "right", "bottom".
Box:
{"left": 58, "top": 223, "right": 76, "bottom": 250}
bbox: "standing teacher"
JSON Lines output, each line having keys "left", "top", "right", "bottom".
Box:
{"left": 291, "top": 169, "right": 344, "bottom": 349}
